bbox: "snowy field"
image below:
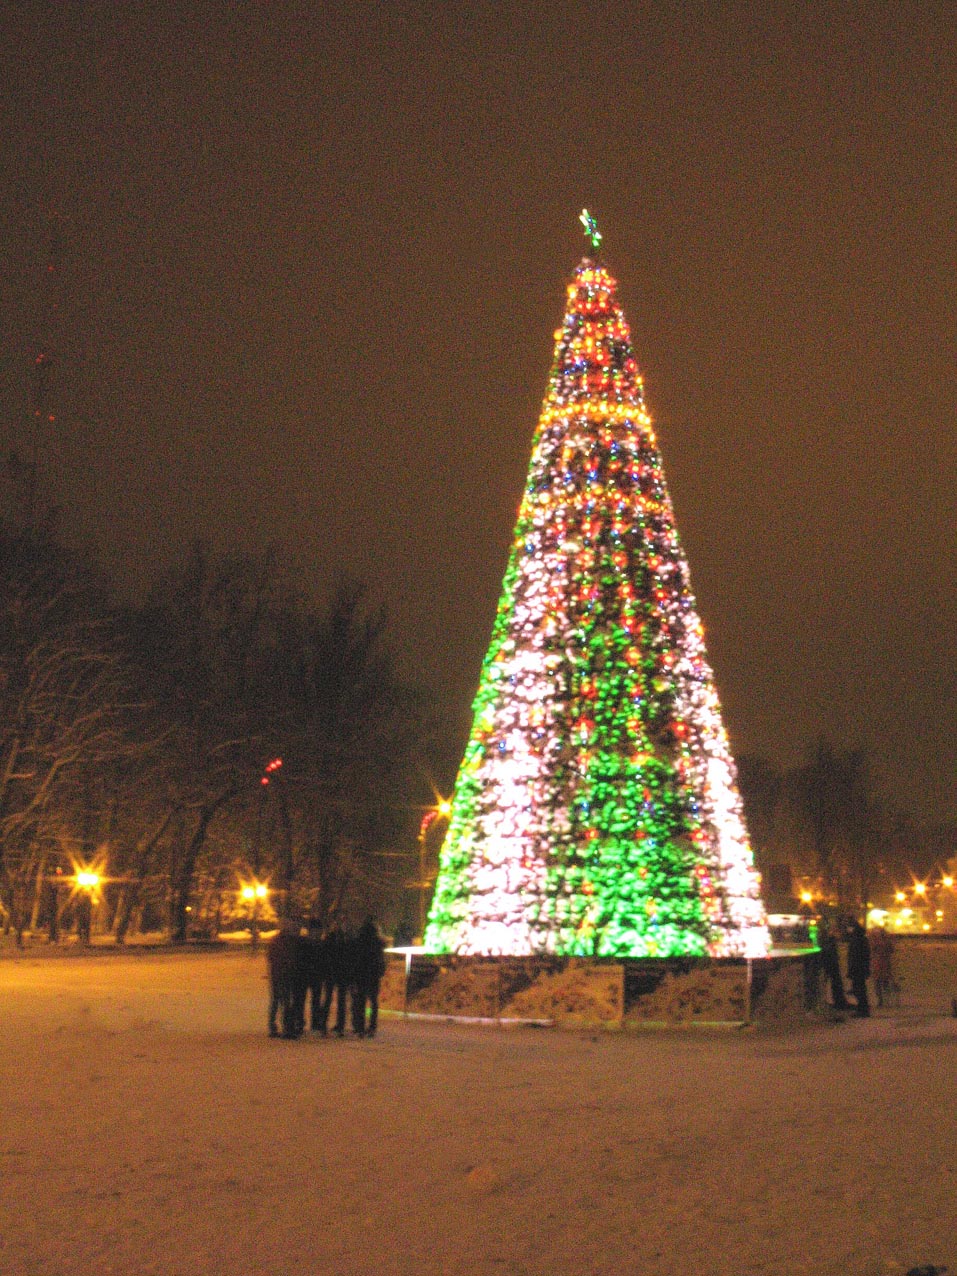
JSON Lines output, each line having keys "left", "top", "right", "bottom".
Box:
{"left": 2, "top": 945, "right": 956, "bottom": 1276}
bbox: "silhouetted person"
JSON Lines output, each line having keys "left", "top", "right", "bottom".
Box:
{"left": 267, "top": 918, "right": 302, "bottom": 1038}
{"left": 818, "top": 920, "right": 850, "bottom": 1012}
{"left": 289, "top": 925, "right": 314, "bottom": 1037}
{"left": 319, "top": 923, "right": 351, "bottom": 1037}
{"left": 846, "top": 917, "right": 871, "bottom": 1018}
{"left": 351, "top": 916, "right": 386, "bottom": 1038}
{"left": 302, "top": 917, "right": 328, "bottom": 1032}
{"left": 869, "top": 924, "right": 895, "bottom": 1007}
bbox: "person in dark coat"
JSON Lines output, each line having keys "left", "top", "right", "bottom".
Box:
{"left": 267, "top": 918, "right": 302, "bottom": 1038}
{"left": 288, "top": 925, "right": 316, "bottom": 1038}
{"left": 301, "top": 916, "right": 328, "bottom": 1032}
{"left": 351, "top": 916, "right": 386, "bottom": 1038}
{"left": 319, "top": 922, "right": 352, "bottom": 1037}
{"left": 818, "top": 919, "right": 850, "bottom": 1012}
{"left": 846, "top": 917, "right": 871, "bottom": 1017}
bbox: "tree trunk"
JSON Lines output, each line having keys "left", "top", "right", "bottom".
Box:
{"left": 114, "top": 809, "right": 175, "bottom": 944}
{"left": 29, "top": 852, "right": 49, "bottom": 932}
{"left": 171, "top": 791, "right": 234, "bottom": 944}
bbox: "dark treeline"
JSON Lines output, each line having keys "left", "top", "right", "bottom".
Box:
{"left": 3, "top": 519, "right": 952, "bottom": 945}
{"left": 738, "top": 743, "right": 957, "bottom": 915}
{"left": 0, "top": 520, "right": 437, "bottom": 946}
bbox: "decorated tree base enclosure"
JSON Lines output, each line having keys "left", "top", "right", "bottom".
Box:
{"left": 379, "top": 951, "right": 816, "bottom": 1028}
{"left": 424, "top": 213, "right": 773, "bottom": 976}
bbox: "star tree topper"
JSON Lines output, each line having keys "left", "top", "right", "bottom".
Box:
{"left": 579, "top": 207, "right": 602, "bottom": 254}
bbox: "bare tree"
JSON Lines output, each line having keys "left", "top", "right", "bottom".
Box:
{"left": 791, "top": 739, "right": 877, "bottom": 912}
{"left": 275, "top": 579, "right": 431, "bottom": 928}
{"left": 0, "top": 527, "right": 434, "bottom": 946}
{"left": 126, "top": 544, "right": 288, "bottom": 942}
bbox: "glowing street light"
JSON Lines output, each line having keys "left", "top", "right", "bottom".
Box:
{"left": 72, "top": 866, "right": 101, "bottom": 945}
{"left": 240, "top": 879, "right": 270, "bottom": 948}
{"left": 240, "top": 882, "right": 269, "bottom": 902}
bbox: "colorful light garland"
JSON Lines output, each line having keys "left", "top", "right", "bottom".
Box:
{"left": 425, "top": 217, "right": 769, "bottom": 959}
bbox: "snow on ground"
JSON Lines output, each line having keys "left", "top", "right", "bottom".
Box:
{"left": 2, "top": 944, "right": 956, "bottom": 1276}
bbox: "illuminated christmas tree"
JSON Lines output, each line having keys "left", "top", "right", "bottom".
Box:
{"left": 426, "top": 213, "right": 769, "bottom": 960}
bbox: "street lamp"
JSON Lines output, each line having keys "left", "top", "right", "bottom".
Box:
{"left": 240, "top": 881, "right": 270, "bottom": 947}
{"left": 240, "top": 882, "right": 269, "bottom": 903}
{"left": 73, "top": 868, "right": 101, "bottom": 945}
{"left": 415, "top": 799, "right": 451, "bottom": 942}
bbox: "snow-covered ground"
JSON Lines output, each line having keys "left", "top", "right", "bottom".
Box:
{"left": 2, "top": 944, "right": 956, "bottom": 1276}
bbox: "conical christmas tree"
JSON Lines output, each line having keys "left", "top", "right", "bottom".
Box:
{"left": 426, "top": 214, "right": 769, "bottom": 960}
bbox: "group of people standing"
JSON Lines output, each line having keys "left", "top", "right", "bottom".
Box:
{"left": 816, "top": 917, "right": 896, "bottom": 1017}
{"left": 267, "top": 915, "right": 387, "bottom": 1040}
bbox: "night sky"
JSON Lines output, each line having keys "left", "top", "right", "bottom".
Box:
{"left": 2, "top": 3, "right": 955, "bottom": 819}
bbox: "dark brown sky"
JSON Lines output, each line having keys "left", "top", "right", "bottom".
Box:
{"left": 1, "top": 2, "right": 955, "bottom": 818}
